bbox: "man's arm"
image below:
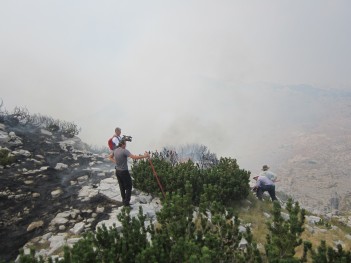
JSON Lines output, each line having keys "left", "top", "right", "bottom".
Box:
{"left": 252, "top": 177, "right": 260, "bottom": 191}
{"left": 273, "top": 173, "right": 278, "bottom": 182}
{"left": 129, "top": 151, "right": 150, "bottom": 160}
{"left": 255, "top": 178, "right": 261, "bottom": 188}
{"left": 108, "top": 154, "right": 116, "bottom": 163}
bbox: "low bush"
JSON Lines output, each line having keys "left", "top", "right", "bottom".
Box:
{"left": 132, "top": 155, "right": 251, "bottom": 205}
{"left": 0, "top": 148, "right": 15, "bottom": 166}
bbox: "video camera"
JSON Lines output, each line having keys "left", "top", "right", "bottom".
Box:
{"left": 122, "top": 135, "right": 132, "bottom": 142}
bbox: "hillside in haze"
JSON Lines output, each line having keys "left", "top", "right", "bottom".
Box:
{"left": 231, "top": 85, "right": 351, "bottom": 171}
{"left": 234, "top": 85, "right": 351, "bottom": 214}
{"left": 2, "top": 84, "right": 351, "bottom": 216}
{"left": 1, "top": 110, "right": 351, "bottom": 262}
{"left": 276, "top": 97, "right": 351, "bottom": 214}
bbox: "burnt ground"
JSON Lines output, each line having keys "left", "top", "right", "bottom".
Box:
{"left": 0, "top": 123, "right": 118, "bottom": 262}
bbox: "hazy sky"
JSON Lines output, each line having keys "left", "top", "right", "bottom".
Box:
{"left": 1, "top": 1, "right": 351, "bottom": 172}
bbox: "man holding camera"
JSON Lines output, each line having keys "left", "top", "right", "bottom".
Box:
{"left": 112, "top": 127, "right": 122, "bottom": 148}
{"left": 109, "top": 139, "right": 149, "bottom": 207}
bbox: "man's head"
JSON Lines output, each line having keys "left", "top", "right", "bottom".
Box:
{"left": 262, "top": 165, "right": 269, "bottom": 171}
{"left": 115, "top": 127, "right": 121, "bottom": 136}
{"left": 118, "top": 139, "right": 127, "bottom": 148}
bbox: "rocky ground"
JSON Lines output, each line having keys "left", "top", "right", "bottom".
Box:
{"left": 0, "top": 122, "right": 112, "bottom": 261}
{"left": 0, "top": 121, "right": 163, "bottom": 262}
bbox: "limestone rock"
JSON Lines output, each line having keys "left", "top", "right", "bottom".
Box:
{"left": 51, "top": 189, "right": 63, "bottom": 198}
{"left": 27, "top": 220, "right": 44, "bottom": 232}
{"left": 70, "top": 222, "right": 85, "bottom": 235}
{"left": 54, "top": 163, "right": 68, "bottom": 170}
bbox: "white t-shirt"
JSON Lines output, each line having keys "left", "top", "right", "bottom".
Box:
{"left": 256, "top": 175, "right": 275, "bottom": 187}
{"left": 259, "top": 170, "right": 277, "bottom": 182}
{"left": 112, "top": 136, "right": 121, "bottom": 147}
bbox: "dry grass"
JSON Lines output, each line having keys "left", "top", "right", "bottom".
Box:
{"left": 232, "top": 192, "right": 351, "bottom": 260}
{"left": 233, "top": 193, "right": 273, "bottom": 245}
{"left": 302, "top": 224, "right": 351, "bottom": 250}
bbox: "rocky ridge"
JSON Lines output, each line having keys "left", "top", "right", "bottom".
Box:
{"left": 0, "top": 122, "right": 162, "bottom": 262}
{"left": 1, "top": 119, "right": 351, "bottom": 262}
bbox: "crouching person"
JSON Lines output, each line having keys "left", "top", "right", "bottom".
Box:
{"left": 253, "top": 175, "right": 277, "bottom": 202}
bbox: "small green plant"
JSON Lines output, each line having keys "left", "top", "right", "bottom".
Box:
{"left": 265, "top": 199, "right": 306, "bottom": 262}
{"left": 0, "top": 148, "right": 15, "bottom": 166}
{"left": 304, "top": 240, "right": 351, "bottom": 263}
{"left": 315, "top": 218, "right": 332, "bottom": 229}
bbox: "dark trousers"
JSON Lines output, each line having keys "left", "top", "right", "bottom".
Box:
{"left": 257, "top": 184, "right": 277, "bottom": 201}
{"left": 115, "top": 170, "right": 132, "bottom": 206}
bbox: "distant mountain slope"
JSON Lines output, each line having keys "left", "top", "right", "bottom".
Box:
{"left": 273, "top": 89, "right": 351, "bottom": 214}
{"left": 228, "top": 84, "right": 351, "bottom": 214}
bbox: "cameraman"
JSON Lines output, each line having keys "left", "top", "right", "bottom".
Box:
{"left": 109, "top": 139, "right": 149, "bottom": 207}
{"left": 112, "top": 127, "right": 122, "bottom": 148}
{"left": 108, "top": 127, "right": 122, "bottom": 160}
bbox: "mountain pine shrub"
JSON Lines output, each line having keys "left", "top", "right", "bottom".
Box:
{"left": 132, "top": 155, "right": 250, "bottom": 206}
{"left": 41, "top": 182, "right": 261, "bottom": 263}
{"left": 265, "top": 199, "right": 306, "bottom": 262}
